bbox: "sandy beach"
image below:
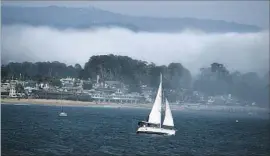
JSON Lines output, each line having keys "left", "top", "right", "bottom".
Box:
{"left": 1, "top": 98, "right": 152, "bottom": 109}
{"left": 2, "top": 98, "right": 268, "bottom": 113}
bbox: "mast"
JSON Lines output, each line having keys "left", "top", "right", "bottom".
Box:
{"left": 60, "top": 91, "right": 63, "bottom": 111}
{"left": 160, "top": 73, "right": 162, "bottom": 128}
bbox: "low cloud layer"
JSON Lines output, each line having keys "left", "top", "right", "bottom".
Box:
{"left": 1, "top": 25, "right": 269, "bottom": 76}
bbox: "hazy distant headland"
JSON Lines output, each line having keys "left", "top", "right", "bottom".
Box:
{"left": 1, "top": 5, "right": 263, "bottom": 33}
{"left": 2, "top": 5, "right": 268, "bottom": 74}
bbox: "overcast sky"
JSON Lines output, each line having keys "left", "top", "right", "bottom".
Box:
{"left": 2, "top": 1, "right": 269, "bottom": 28}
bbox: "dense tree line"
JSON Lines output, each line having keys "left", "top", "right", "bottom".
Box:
{"left": 193, "top": 63, "right": 269, "bottom": 106}
{"left": 1, "top": 55, "right": 268, "bottom": 106}
{"left": 80, "top": 54, "right": 192, "bottom": 92}
{"left": 1, "top": 55, "right": 192, "bottom": 92}
{"left": 1, "top": 61, "right": 82, "bottom": 81}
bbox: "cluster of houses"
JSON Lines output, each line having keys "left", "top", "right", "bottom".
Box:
{"left": 1, "top": 80, "right": 26, "bottom": 98}
{"left": 1, "top": 75, "right": 147, "bottom": 104}
{"left": 1, "top": 75, "right": 254, "bottom": 106}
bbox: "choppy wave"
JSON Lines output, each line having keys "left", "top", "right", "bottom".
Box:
{"left": 1, "top": 104, "right": 270, "bottom": 156}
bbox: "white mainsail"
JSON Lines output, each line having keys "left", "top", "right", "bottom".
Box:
{"left": 162, "top": 98, "right": 174, "bottom": 127}
{"left": 148, "top": 74, "right": 162, "bottom": 125}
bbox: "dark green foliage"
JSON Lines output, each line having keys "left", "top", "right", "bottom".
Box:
{"left": 15, "top": 83, "right": 25, "bottom": 93}
{"left": 194, "top": 63, "right": 269, "bottom": 106}
{"left": 2, "top": 54, "right": 267, "bottom": 106}
{"left": 1, "top": 55, "right": 192, "bottom": 92}
{"left": 50, "top": 78, "right": 62, "bottom": 87}
{"left": 1, "top": 61, "right": 81, "bottom": 80}
{"left": 82, "top": 55, "right": 192, "bottom": 92}
{"left": 83, "top": 82, "right": 93, "bottom": 90}
{"left": 74, "top": 64, "right": 82, "bottom": 70}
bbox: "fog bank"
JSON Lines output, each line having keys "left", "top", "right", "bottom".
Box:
{"left": 2, "top": 25, "right": 269, "bottom": 75}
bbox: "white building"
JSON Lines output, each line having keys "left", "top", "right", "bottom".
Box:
{"left": 60, "top": 77, "right": 75, "bottom": 87}
{"left": 9, "top": 86, "right": 17, "bottom": 98}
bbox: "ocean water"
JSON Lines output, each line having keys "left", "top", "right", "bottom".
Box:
{"left": 1, "top": 104, "right": 270, "bottom": 156}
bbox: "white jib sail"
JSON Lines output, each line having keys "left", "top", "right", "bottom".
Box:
{"left": 162, "top": 98, "right": 174, "bottom": 127}
{"left": 148, "top": 74, "right": 162, "bottom": 125}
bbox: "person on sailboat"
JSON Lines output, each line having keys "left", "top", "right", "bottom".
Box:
{"left": 146, "top": 115, "right": 149, "bottom": 121}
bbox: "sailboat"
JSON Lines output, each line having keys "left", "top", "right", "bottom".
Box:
{"left": 137, "top": 73, "right": 176, "bottom": 136}
{"left": 59, "top": 92, "right": 67, "bottom": 117}
{"left": 59, "top": 106, "right": 67, "bottom": 117}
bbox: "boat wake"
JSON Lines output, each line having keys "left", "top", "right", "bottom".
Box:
{"left": 13, "top": 104, "right": 30, "bottom": 106}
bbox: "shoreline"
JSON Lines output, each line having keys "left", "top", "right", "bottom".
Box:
{"left": 1, "top": 98, "right": 152, "bottom": 109}
{"left": 1, "top": 98, "right": 269, "bottom": 113}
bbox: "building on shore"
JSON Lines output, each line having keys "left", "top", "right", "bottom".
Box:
{"left": 32, "top": 90, "right": 92, "bottom": 101}
{"left": 9, "top": 86, "right": 17, "bottom": 98}
{"left": 91, "top": 92, "right": 144, "bottom": 104}
{"left": 1, "top": 82, "right": 10, "bottom": 93}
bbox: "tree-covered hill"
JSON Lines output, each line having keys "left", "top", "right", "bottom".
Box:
{"left": 80, "top": 54, "right": 192, "bottom": 91}
{"left": 2, "top": 6, "right": 261, "bottom": 33}
{"left": 193, "top": 63, "right": 269, "bottom": 106}
{"left": 1, "top": 55, "right": 268, "bottom": 106}
{"left": 1, "top": 61, "right": 82, "bottom": 81}
{"left": 1, "top": 55, "right": 192, "bottom": 91}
